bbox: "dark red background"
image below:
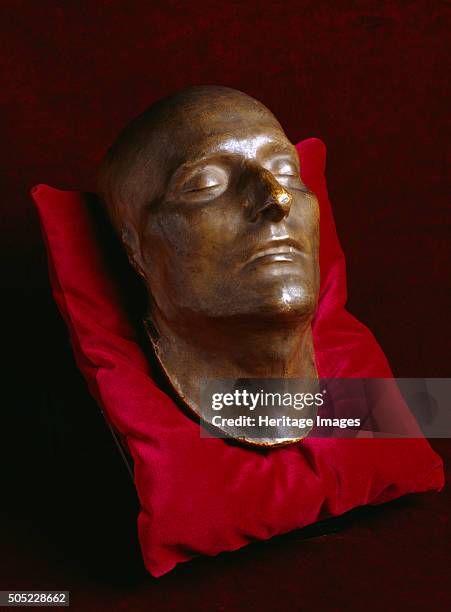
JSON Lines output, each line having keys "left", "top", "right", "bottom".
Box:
{"left": 1, "top": 1, "right": 450, "bottom": 610}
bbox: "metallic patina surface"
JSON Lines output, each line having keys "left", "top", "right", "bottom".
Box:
{"left": 98, "top": 86, "right": 320, "bottom": 445}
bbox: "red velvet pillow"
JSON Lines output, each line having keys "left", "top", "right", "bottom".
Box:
{"left": 32, "top": 138, "right": 444, "bottom": 577}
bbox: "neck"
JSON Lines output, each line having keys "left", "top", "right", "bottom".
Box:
{"left": 146, "top": 310, "right": 318, "bottom": 409}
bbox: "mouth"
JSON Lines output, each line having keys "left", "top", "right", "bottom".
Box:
{"left": 245, "top": 238, "right": 304, "bottom": 267}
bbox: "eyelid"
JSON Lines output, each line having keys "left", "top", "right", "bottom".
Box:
{"left": 274, "top": 167, "right": 300, "bottom": 178}
{"left": 178, "top": 165, "right": 228, "bottom": 192}
{"left": 182, "top": 176, "right": 223, "bottom": 193}
{"left": 264, "top": 157, "right": 299, "bottom": 177}
{"left": 183, "top": 182, "right": 222, "bottom": 193}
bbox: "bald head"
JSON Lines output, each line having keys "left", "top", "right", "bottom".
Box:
{"left": 98, "top": 86, "right": 284, "bottom": 233}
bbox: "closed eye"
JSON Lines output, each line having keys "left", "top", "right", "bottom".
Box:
{"left": 275, "top": 172, "right": 310, "bottom": 193}
{"left": 179, "top": 166, "right": 228, "bottom": 194}
{"left": 182, "top": 182, "right": 223, "bottom": 193}
{"left": 267, "top": 158, "right": 299, "bottom": 176}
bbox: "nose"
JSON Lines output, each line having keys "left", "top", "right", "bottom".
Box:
{"left": 247, "top": 166, "right": 293, "bottom": 223}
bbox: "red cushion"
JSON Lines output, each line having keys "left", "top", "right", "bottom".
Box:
{"left": 32, "top": 138, "right": 444, "bottom": 577}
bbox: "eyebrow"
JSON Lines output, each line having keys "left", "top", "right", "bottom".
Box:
{"left": 170, "top": 134, "right": 297, "bottom": 178}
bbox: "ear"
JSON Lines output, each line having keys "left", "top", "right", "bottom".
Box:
{"left": 120, "top": 224, "right": 147, "bottom": 281}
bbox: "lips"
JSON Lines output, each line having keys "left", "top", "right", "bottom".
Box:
{"left": 245, "top": 238, "right": 303, "bottom": 266}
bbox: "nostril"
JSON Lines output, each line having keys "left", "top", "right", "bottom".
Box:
{"left": 250, "top": 195, "right": 291, "bottom": 223}
{"left": 248, "top": 188, "right": 293, "bottom": 223}
{"left": 266, "top": 200, "right": 291, "bottom": 223}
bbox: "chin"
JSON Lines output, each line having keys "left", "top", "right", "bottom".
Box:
{"left": 197, "top": 275, "right": 318, "bottom": 322}
{"left": 252, "top": 280, "right": 318, "bottom": 323}
{"left": 237, "top": 263, "right": 318, "bottom": 314}
{"left": 263, "top": 293, "right": 316, "bottom": 321}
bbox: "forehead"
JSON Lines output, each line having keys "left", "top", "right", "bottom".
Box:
{"left": 177, "top": 129, "right": 295, "bottom": 165}
{"left": 165, "top": 107, "right": 294, "bottom": 166}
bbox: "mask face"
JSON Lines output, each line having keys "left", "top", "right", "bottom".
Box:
{"left": 101, "top": 87, "right": 321, "bottom": 446}
{"left": 130, "top": 106, "right": 319, "bottom": 328}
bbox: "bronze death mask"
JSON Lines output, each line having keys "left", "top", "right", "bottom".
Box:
{"left": 98, "top": 86, "right": 320, "bottom": 446}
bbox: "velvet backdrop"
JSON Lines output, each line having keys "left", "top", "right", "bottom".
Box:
{"left": 1, "top": 1, "right": 449, "bottom": 609}
{"left": 2, "top": 0, "right": 450, "bottom": 376}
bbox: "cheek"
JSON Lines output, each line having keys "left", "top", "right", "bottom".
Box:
{"left": 139, "top": 207, "right": 237, "bottom": 283}
{"left": 307, "top": 196, "right": 321, "bottom": 291}
{"left": 292, "top": 193, "right": 320, "bottom": 251}
{"left": 290, "top": 193, "right": 320, "bottom": 293}
{"left": 309, "top": 194, "right": 321, "bottom": 251}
